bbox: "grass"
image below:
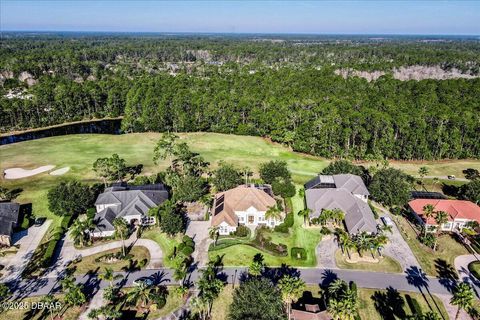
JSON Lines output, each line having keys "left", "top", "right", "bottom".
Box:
{"left": 394, "top": 215, "right": 469, "bottom": 277}
{"left": 468, "top": 261, "right": 480, "bottom": 281}
{"left": 211, "top": 284, "right": 449, "bottom": 320}
{"left": 70, "top": 246, "right": 150, "bottom": 274}
{"left": 0, "top": 294, "right": 81, "bottom": 320}
{"left": 142, "top": 228, "right": 183, "bottom": 268}
{"left": 334, "top": 250, "right": 403, "bottom": 273}
{"left": 358, "top": 288, "right": 448, "bottom": 320}
{"left": 211, "top": 286, "right": 235, "bottom": 320}
{"left": 208, "top": 185, "right": 322, "bottom": 267}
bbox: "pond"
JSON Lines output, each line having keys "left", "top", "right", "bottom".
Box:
{"left": 1, "top": 118, "right": 122, "bottom": 145}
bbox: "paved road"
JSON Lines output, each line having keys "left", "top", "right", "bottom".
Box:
{"left": 8, "top": 266, "right": 455, "bottom": 299}
{"left": 0, "top": 220, "right": 52, "bottom": 283}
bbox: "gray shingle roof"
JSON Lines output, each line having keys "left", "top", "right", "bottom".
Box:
{"left": 0, "top": 202, "right": 20, "bottom": 236}
{"left": 93, "top": 184, "right": 168, "bottom": 233}
{"left": 304, "top": 174, "right": 376, "bottom": 234}
{"left": 304, "top": 174, "right": 369, "bottom": 196}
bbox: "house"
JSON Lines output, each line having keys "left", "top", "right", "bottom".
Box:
{"left": 211, "top": 184, "right": 282, "bottom": 235}
{"left": 91, "top": 183, "right": 169, "bottom": 238}
{"left": 408, "top": 199, "right": 480, "bottom": 232}
{"left": 0, "top": 202, "right": 20, "bottom": 247}
{"left": 304, "top": 174, "right": 377, "bottom": 234}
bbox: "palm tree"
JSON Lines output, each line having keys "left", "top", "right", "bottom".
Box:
{"left": 433, "top": 210, "right": 448, "bottom": 251}
{"left": 297, "top": 208, "right": 311, "bottom": 226}
{"left": 190, "top": 296, "right": 208, "bottom": 320}
{"left": 70, "top": 219, "right": 88, "bottom": 247}
{"left": 328, "top": 299, "right": 356, "bottom": 320}
{"left": 266, "top": 205, "right": 283, "bottom": 225}
{"left": 418, "top": 166, "right": 429, "bottom": 189}
{"left": 331, "top": 209, "right": 345, "bottom": 226}
{"left": 113, "top": 218, "right": 129, "bottom": 256}
{"left": 41, "top": 294, "right": 58, "bottom": 320}
{"left": 99, "top": 267, "right": 123, "bottom": 287}
{"left": 127, "top": 282, "right": 154, "bottom": 310}
{"left": 209, "top": 226, "right": 220, "bottom": 247}
{"left": 278, "top": 275, "right": 306, "bottom": 320}
{"left": 354, "top": 232, "right": 371, "bottom": 257}
{"left": 422, "top": 204, "right": 435, "bottom": 236}
{"left": 451, "top": 282, "right": 474, "bottom": 320}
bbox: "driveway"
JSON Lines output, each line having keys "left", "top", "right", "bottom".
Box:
{"left": 46, "top": 231, "right": 163, "bottom": 278}
{"left": 186, "top": 221, "right": 211, "bottom": 267}
{"left": 0, "top": 220, "right": 52, "bottom": 283}
{"left": 454, "top": 254, "right": 480, "bottom": 296}
{"left": 371, "top": 203, "right": 420, "bottom": 271}
{"left": 316, "top": 235, "right": 338, "bottom": 269}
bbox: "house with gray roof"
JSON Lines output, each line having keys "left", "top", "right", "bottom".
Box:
{"left": 91, "top": 183, "right": 168, "bottom": 238}
{"left": 304, "top": 174, "right": 377, "bottom": 234}
{"left": 0, "top": 202, "right": 20, "bottom": 247}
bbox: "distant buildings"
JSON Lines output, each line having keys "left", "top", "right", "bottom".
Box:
{"left": 304, "top": 174, "right": 377, "bottom": 234}
{"left": 408, "top": 199, "right": 480, "bottom": 232}
{"left": 211, "top": 185, "right": 282, "bottom": 235}
{"left": 91, "top": 183, "right": 168, "bottom": 238}
{"left": 0, "top": 202, "right": 20, "bottom": 247}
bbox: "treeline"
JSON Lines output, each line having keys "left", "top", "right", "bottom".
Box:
{"left": 1, "top": 36, "right": 480, "bottom": 160}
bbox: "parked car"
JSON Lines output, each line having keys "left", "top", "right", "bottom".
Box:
{"left": 381, "top": 216, "right": 394, "bottom": 227}
{"left": 133, "top": 277, "right": 154, "bottom": 287}
{"left": 34, "top": 217, "right": 47, "bottom": 226}
{"left": 447, "top": 175, "right": 456, "bottom": 180}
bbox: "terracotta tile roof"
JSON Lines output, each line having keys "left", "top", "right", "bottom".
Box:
{"left": 211, "top": 185, "right": 276, "bottom": 227}
{"left": 409, "top": 199, "right": 480, "bottom": 225}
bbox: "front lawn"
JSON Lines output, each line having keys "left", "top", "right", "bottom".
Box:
{"left": 142, "top": 228, "right": 183, "bottom": 268}
{"left": 358, "top": 288, "right": 448, "bottom": 320}
{"left": 0, "top": 294, "right": 81, "bottom": 320}
{"left": 208, "top": 186, "right": 322, "bottom": 267}
{"left": 395, "top": 215, "right": 469, "bottom": 277}
{"left": 70, "top": 246, "right": 150, "bottom": 274}
{"left": 334, "top": 250, "right": 403, "bottom": 273}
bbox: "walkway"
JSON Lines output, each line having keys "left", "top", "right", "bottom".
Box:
{"left": 454, "top": 254, "right": 480, "bottom": 295}
{"left": 0, "top": 220, "right": 52, "bottom": 283}
{"left": 46, "top": 231, "right": 163, "bottom": 277}
{"left": 78, "top": 289, "right": 105, "bottom": 320}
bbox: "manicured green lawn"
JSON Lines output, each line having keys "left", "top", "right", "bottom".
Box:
{"left": 468, "top": 261, "right": 480, "bottom": 281}
{"left": 394, "top": 215, "right": 469, "bottom": 277}
{"left": 211, "top": 286, "right": 234, "bottom": 320}
{"left": 334, "top": 250, "right": 403, "bottom": 274}
{"left": 142, "top": 228, "right": 183, "bottom": 268}
{"left": 70, "top": 246, "right": 150, "bottom": 274}
{"left": 208, "top": 185, "right": 322, "bottom": 267}
{"left": 0, "top": 294, "right": 81, "bottom": 320}
{"left": 358, "top": 288, "right": 448, "bottom": 320}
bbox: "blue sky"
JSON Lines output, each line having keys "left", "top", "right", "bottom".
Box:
{"left": 1, "top": 1, "right": 479, "bottom": 35}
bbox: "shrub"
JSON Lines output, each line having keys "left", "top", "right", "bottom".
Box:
{"left": 233, "top": 225, "right": 250, "bottom": 237}
{"left": 181, "top": 245, "right": 194, "bottom": 257}
{"left": 320, "top": 227, "right": 331, "bottom": 235}
{"left": 418, "top": 233, "right": 435, "bottom": 248}
{"left": 86, "top": 208, "right": 96, "bottom": 219}
{"left": 284, "top": 212, "right": 294, "bottom": 227}
{"left": 274, "top": 212, "right": 294, "bottom": 233}
{"left": 291, "top": 247, "right": 307, "bottom": 260}
{"left": 42, "top": 240, "right": 58, "bottom": 267}
{"left": 60, "top": 214, "right": 73, "bottom": 230}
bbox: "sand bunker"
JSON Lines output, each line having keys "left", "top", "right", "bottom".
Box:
{"left": 49, "top": 167, "right": 70, "bottom": 176}
{"left": 4, "top": 165, "right": 55, "bottom": 179}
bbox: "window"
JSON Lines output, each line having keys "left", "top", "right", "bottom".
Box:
{"left": 259, "top": 216, "right": 264, "bottom": 222}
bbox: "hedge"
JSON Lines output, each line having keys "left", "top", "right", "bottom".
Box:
{"left": 274, "top": 212, "right": 294, "bottom": 233}
{"left": 41, "top": 239, "right": 58, "bottom": 267}
{"left": 291, "top": 247, "right": 307, "bottom": 260}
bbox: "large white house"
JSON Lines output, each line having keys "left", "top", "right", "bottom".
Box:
{"left": 91, "top": 183, "right": 169, "bottom": 238}
{"left": 211, "top": 185, "right": 283, "bottom": 235}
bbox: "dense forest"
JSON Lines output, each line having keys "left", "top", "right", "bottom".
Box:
{"left": 1, "top": 33, "right": 479, "bottom": 160}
